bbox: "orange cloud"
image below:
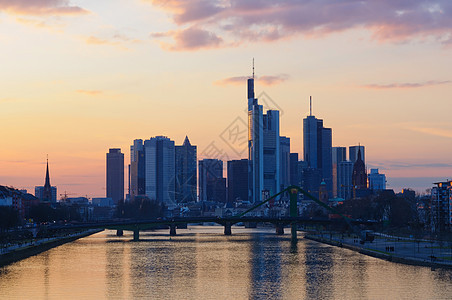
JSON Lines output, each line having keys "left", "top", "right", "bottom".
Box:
{"left": 0, "top": 0, "right": 88, "bottom": 16}
{"left": 362, "top": 80, "right": 451, "bottom": 89}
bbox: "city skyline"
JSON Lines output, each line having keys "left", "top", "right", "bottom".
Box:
{"left": 1, "top": 1, "right": 451, "bottom": 197}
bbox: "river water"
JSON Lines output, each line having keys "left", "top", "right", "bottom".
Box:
{"left": 1, "top": 226, "right": 451, "bottom": 299}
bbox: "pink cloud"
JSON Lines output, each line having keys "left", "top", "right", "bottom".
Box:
{"left": 0, "top": 0, "right": 88, "bottom": 15}
{"left": 151, "top": 27, "right": 223, "bottom": 51}
{"left": 215, "top": 74, "right": 289, "bottom": 86}
{"left": 362, "top": 80, "right": 451, "bottom": 89}
{"left": 149, "top": 0, "right": 452, "bottom": 50}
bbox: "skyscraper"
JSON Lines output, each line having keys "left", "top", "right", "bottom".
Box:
{"left": 199, "top": 159, "right": 225, "bottom": 203}
{"left": 106, "top": 148, "right": 124, "bottom": 204}
{"left": 248, "top": 75, "right": 264, "bottom": 203}
{"left": 332, "top": 147, "right": 347, "bottom": 197}
{"left": 175, "top": 136, "right": 197, "bottom": 203}
{"left": 368, "top": 169, "right": 386, "bottom": 190}
{"left": 289, "top": 153, "right": 300, "bottom": 186}
{"left": 227, "top": 159, "right": 248, "bottom": 203}
{"left": 303, "top": 99, "right": 333, "bottom": 197}
{"left": 349, "top": 145, "right": 365, "bottom": 165}
{"left": 263, "top": 110, "right": 280, "bottom": 196}
{"left": 144, "top": 136, "right": 175, "bottom": 207}
{"left": 279, "top": 136, "right": 290, "bottom": 192}
{"left": 338, "top": 160, "right": 353, "bottom": 200}
{"left": 130, "top": 139, "right": 145, "bottom": 201}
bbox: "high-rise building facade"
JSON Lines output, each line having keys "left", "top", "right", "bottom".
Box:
{"left": 263, "top": 110, "right": 280, "bottom": 196}
{"left": 338, "top": 160, "right": 353, "bottom": 200}
{"left": 199, "top": 159, "right": 226, "bottom": 203}
{"left": 289, "top": 153, "right": 300, "bottom": 187}
{"left": 106, "top": 148, "right": 124, "bottom": 204}
{"left": 248, "top": 76, "right": 264, "bottom": 203}
{"left": 279, "top": 136, "right": 290, "bottom": 192}
{"left": 227, "top": 159, "right": 248, "bottom": 203}
{"left": 349, "top": 145, "right": 365, "bottom": 165}
{"left": 175, "top": 136, "right": 197, "bottom": 203}
{"left": 332, "top": 147, "right": 347, "bottom": 197}
{"left": 144, "top": 136, "right": 175, "bottom": 207}
{"left": 303, "top": 109, "right": 333, "bottom": 197}
{"left": 431, "top": 181, "right": 452, "bottom": 232}
{"left": 368, "top": 169, "right": 386, "bottom": 191}
{"left": 130, "top": 139, "right": 146, "bottom": 201}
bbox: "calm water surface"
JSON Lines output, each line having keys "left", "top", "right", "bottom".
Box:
{"left": 1, "top": 226, "right": 451, "bottom": 299}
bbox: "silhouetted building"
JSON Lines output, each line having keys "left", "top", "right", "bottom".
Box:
{"left": 280, "top": 136, "right": 290, "bottom": 192}
{"left": 263, "top": 110, "right": 280, "bottom": 196}
{"left": 352, "top": 148, "right": 367, "bottom": 197}
{"left": 303, "top": 102, "right": 332, "bottom": 197}
{"left": 144, "top": 136, "right": 175, "bottom": 207}
{"left": 248, "top": 75, "right": 264, "bottom": 203}
{"left": 338, "top": 160, "right": 353, "bottom": 200}
{"left": 431, "top": 181, "right": 452, "bottom": 232}
{"left": 227, "top": 159, "right": 248, "bottom": 203}
{"left": 175, "top": 136, "right": 197, "bottom": 203}
{"left": 35, "top": 158, "right": 57, "bottom": 203}
{"left": 107, "top": 148, "right": 124, "bottom": 204}
{"left": 289, "top": 153, "right": 300, "bottom": 186}
{"left": 130, "top": 139, "right": 145, "bottom": 201}
{"left": 301, "top": 167, "right": 322, "bottom": 196}
{"left": 368, "top": 169, "right": 386, "bottom": 190}
{"left": 332, "top": 147, "right": 346, "bottom": 197}
{"left": 349, "top": 145, "right": 365, "bottom": 165}
{"left": 199, "top": 159, "right": 224, "bottom": 202}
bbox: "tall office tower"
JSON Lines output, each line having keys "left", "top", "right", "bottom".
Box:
{"left": 352, "top": 147, "right": 367, "bottom": 191}
{"left": 262, "top": 110, "right": 280, "bottom": 196}
{"left": 332, "top": 147, "right": 347, "bottom": 197}
{"left": 130, "top": 139, "right": 145, "bottom": 201}
{"left": 106, "top": 148, "right": 124, "bottom": 204}
{"left": 368, "top": 169, "right": 386, "bottom": 190}
{"left": 279, "top": 136, "right": 291, "bottom": 192}
{"left": 199, "top": 159, "right": 225, "bottom": 202}
{"left": 227, "top": 159, "right": 248, "bottom": 203}
{"left": 175, "top": 136, "right": 197, "bottom": 203}
{"left": 349, "top": 145, "right": 365, "bottom": 165}
{"left": 248, "top": 74, "right": 264, "bottom": 203}
{"left": 303, "top": 99, "right": 333, "bottom": 197}
{"left": 289, "top": 153, "right": 299, "bottom": 186}
{"left": 144, "top": 136, "right": 175, "bottom": 207}
{"left": 338, "top": 161, "right": 353, "bottom": 199}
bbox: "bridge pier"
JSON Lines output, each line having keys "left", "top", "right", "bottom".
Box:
{"left": 224, "top": 222, "right": 232, "bottom": 235}
{"left": 291, "top": 223, "right": 298, "bottom": 242}
{"left": 275, "top": 223, "right": 284, "bottom": 235}
{"left": 170, "top": 224, "right": 177, "bottom": 236}
{"left": 116, "top": 229, "right": 123, "bottom": 236}
{"left": 133, "top": 229, "right": 139, "bottom": 241}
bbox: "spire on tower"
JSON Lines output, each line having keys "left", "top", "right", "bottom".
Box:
{"left": 252, "top": 58, "right": 255, "bottom": 79}
{"left": 310, "top": 96, "right": 312, "bottom": 116}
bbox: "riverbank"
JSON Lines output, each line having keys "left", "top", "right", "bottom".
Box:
{"left": 304, "top": 232, "right": 452, "bottom": 269}
{"left": 0, "top": 229, "right": 103, "bottom": 267}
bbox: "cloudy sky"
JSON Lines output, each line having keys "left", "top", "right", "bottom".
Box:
{"left": 1, "top": 0, "right": 451, "bottom": 197}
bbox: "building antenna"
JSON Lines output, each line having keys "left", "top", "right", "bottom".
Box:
{"left": 252, "top": 58, "right": 255, "bottom": 79}
{"left": 310, "top": 96, "right": 312, "bottom": 116}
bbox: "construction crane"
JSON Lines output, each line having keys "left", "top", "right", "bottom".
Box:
{"left": 59, "top": 191, "right": 76, "bottom": 202}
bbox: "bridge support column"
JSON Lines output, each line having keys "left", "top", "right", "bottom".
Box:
{"left": 116, "top": 229, "right": 123, "bottom": 236}
{"left": 290, "top": 188, "right": 298, "bottom": 243}
{"left": 170, "top": 224, "right": 177, "bottom": 236}
{"left": 224, "top": 222, "right": 232, "bottom": 235}
{"left": 133, "top": 229, "right": 139, "bottom": 241}
{"left": 276, "top": 223, "right": 284, "bottom": 235}
{"left": 291, "top": 223, "right": 297, "bottom": 242}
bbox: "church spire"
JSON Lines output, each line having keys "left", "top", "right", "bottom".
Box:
{"left": 43, "top": 156, "right": 52, "bottom": 202}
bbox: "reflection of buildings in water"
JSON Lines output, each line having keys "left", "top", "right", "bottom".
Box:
{"left": 303, "top": 241, "right": 335, "bottom": 299}
{"left": 248, "top": 233, "right": 283, "bottom": 298}
{"left": 106, "top": 240, "right": 127, "bottom": 299}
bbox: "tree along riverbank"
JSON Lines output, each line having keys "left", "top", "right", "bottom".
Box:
{"left": 0, "top": 229, "right": 103, "bottom": 267}
{"left": 304, "top": 231, "right": 452, "bottom": 270}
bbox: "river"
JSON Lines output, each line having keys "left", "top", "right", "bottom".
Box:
{"left": 1, "top": 226, "right": 451, "bottom": 299}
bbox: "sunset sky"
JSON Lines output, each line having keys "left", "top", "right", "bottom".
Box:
{"left": 1, "top": 0, "right": 451, "bottom": 198}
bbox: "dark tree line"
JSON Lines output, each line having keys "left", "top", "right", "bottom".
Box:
{"left": 116, "top": 197, "right": 165, "bottom": 219}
